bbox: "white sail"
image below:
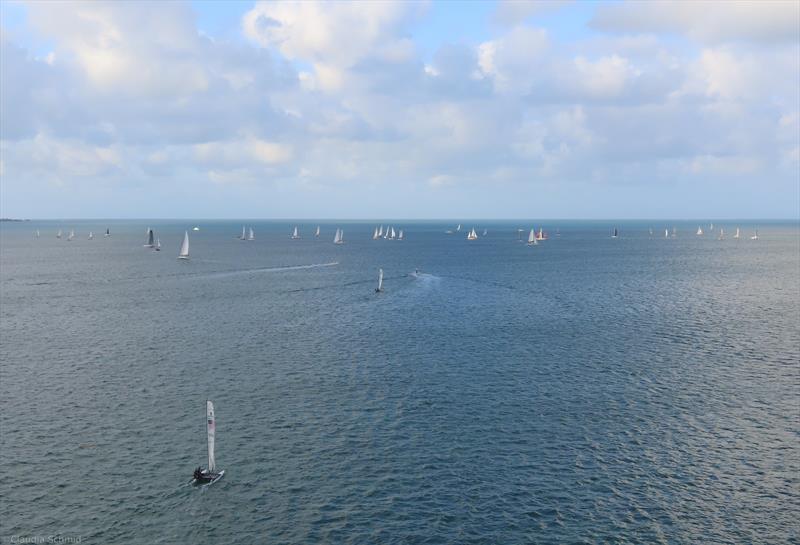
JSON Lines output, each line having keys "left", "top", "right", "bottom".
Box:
{"left": 734, "top": 227, "right": 740, "bottom": 239}
{"left": 483, "top": 229, "right": 487, "bottom": 236}
{"left": 528, "top": 229, "right": 536, "bottom": 245}
{"left": 467, "top": 228, "right": 478, "bottom": 240}
{"left": 456, "top": 224, "right": 461, "bottom": 232}
{"left": 538, "top": 228, "right": 545, "bottom": 240}
{"left": 718, "top": 228, "right": 724, "bottom": 240}
{"left": 398, "top": 229, "right": 404, "bottom": 240}
{"left": 206, "top": 401, "right": 216, "bottom": 472}
{"left": 240, "top": 226, "right": 246, "bottom": 240}
{"left": 57, "top": 230, "right": 62, "bottom": 238}
{"left": 88, "top": 231, "right": 93, "bottom": 240}
{"left": 248, "top": 227, "right": 254, "bottom": 241}
{"left": 696, "top": 226, "right": 703, "bottom": 236}
{"left": 333, "top": 228, "right": 342, "bottom": 244}
{"left": 68, "top": 230, "right": 75, "bottom": 241}
{"left": 178, "top": 231, "right": 190, "bottom": 259}
{"left": 340, "top": 229, "right": 344, "bottom": 243}
{"left": 378, "top": 225, "right": 383, "bottom": 237}
{"left": 710, "top": 222, "right": 714, "bottom": 231}
{"left": 390, "top": 227, "right": 396, "bottom": 239}
{"left": 373, "top": 227, "right": 379, "bottom": 239}
{"left": 35, "top": 230, "right": 40, "bottom": 238}
{"left": 750, "top": 229, "right": 759, "bottom": 240}
{"left": 664, "top": 228, "right": 669, "bottom": 238}
{"left": 291, "top": 226, "right": 300, "bottom": 239}
{"left": 156, "top": 238, "right": 161, "bottom": 250}
{"left": 315, "top": 226, "right": 320, "bottom": 237}
{"left": 377, "top": 268, "right": 384, "bottom": 291}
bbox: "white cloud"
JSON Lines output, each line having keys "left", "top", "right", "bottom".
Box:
{"left": 591, "top": 0, "right": 800, "bottom": 44}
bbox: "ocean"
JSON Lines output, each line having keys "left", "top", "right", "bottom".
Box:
{"left": 1, "top": 220, "right": 798, "bottom": 544}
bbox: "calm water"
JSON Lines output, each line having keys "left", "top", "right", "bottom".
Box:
{"left": 1, "top": 220, "right": 799, "bottom": 544}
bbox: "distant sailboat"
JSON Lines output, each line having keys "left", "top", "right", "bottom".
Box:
{"left": 248, "top": 227, "right": 254, "bottom": 241}
{"left": 144, "top": 228, "right": 154, "bottom": 248}
{"left": 373, "top": 226, "right": 380, "bottom": 240}
{"left": 527, "top": 228, "right": 537, "bottom": 245}
{"left": 483, "top": 229, "right": 487, "bottom": 236}
{"left": 671, "top": 227, "right": 677, "bottom": 238}
{"left": 718, "top": 228, "right": 724, "bottom": 240}
{"left": 696, "top": 226, "right": 703, "bottom": 236}
{"left": 467, "top": 228, "right": 478, "bottom": 240}
{"left": 315, "top": 226, "right": 320, "bottom": 238}
{"left": 35, "top": 229, "right": 40, "bottom": 238}
{"left": 710, "top": 222, "right": 714, "bottom": 231}
{"left": 88, "top": 231, "right": 93, "bottom": 240}
{"left": 333, "top": 228, "right": 344, "bottom": 244}
{"left": 664, "top": 228, "right": 669, "bottom": 238}
{"left": 649, "top": 228, "right": 654, "bottom": 237}
{"left": 105, "top": 228, "right": 110, "bottom": 237}
{"left": 611, "top": 228, "right": 618, "bottom": 239}
{"left": 192, "top": 401, "right": 224, "bottom": 485}
{"left": 375, "top": 268, "right": 384, "bottom": 293}
{"left": 734, "top": 227, "right": 740, "bottom": 239}
{"left": 383, "top": 226, "right": 389, "bottom": 239}
{"left": 750, "top": 229, "right": 759, "bottom": 240}
{"left": 178, "top": 231, "right": 190, "bottom": 259}
{"left": 291, "top": 226, "right": 300, "bottom": 239}
{"left": 517, "top": 229, "right": 524, "bottom": 243}
{"left": 389, "top": 227, "right": 396, "bottom": 240}
{"left": 397, "top": 229, "right": 404, "bottom": 241}
{"left": 67, "top": 230, "right": 75, "bottom": 241}
{"left": 57, "top": 230, "right": 62, "bottom": 239}
{"left": 192, "top": 226, "right": 200, "bottom": 231}
{"left": 456, "top": 224, "right": 461, "bottom": 232}
{"left": 378, "top": 225, "right": 384, "bottom": 237}
{"left": 155, "top": 238, "right": 161, "bottom": 251}
{"left": 536, "top": 228, "right": 546, "bottom": 241}
{"left": 239, "top": 226, "right": 246, "bottom": 240}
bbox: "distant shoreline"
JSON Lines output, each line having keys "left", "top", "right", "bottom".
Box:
{"left": 0, "top": 218, "right": 28, "bottom": 222}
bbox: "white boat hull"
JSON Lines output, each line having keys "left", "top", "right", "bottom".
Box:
{"left": 192, "top": 469, "right": 224, "bottom": 486}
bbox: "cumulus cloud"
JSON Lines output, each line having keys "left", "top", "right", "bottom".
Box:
{"left": 591, "top": 0, "right": 800, "bottom": 44}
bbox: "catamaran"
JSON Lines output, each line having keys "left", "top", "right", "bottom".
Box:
{"left": 467, "top": 228, "right": 478, "bottom": 240}
{"left": 696, "top": 226, "right": 703, "bottom": 236}
{"left": 734, "top": 227, "right": 740, "bottom": 239}
{"left": 333, "top": 228, "right": 344, "bottom": 244}
{"left": 178, "top": 231, "right": 190, "bottom": 259}
{"left": 291, "top": 226, "right": 300, "bottom": 239}
{"left": 192, "top": 401, "right": 224, "bottom": 485}
{"left": 248, "top": 227, "right": 255, "bottom": 241}
{"left": 376, "top": 268, "right": 384, "bottom": 293}
{"left": 750, "top": 229, "right": 759, "bottom": 240}
{"left": 527, "top": 229, "right": 537, "bottom": 245}
{"left": 144, "top": 229, "right": 154, "bottom": 248}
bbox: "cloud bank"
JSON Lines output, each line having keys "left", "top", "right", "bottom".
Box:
{"left": 1, "top": 0, "right": 798, "bottom": 218}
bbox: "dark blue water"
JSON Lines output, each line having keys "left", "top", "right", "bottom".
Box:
{"left": 2, "top": 220, "right": 798, "bottom": 544}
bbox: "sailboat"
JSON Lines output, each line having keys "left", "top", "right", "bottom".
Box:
{"left": 333, "top": 228, "right": 344, "bottom": 244}
{"left": 527, "top": 228, "right": 537, "bottom": 246}
{"left": 248, "top": 227, "right": 255, "bottom": 241}
{"left": 378, "top": 225, "right": 384, "bottom": 237}
{"left": 483, "top": 229, "right": 488, "bottom": 236}
{"left": 389, "top": 227, "right": 396, "bottom": 240}
{"left": 88, "top": 231, "right": 93, "bottom": 240}
{"left": 373, "top": 226, "right": 380, "bottom": 240}
{"left": 144, "top": 229, "right": 154, "bottom": 247}
{"left": 57, "top": 230, "right": 62, "bottom": 239}
{"left": 383, "top": 226, "right": 390, "bottom": 239}
{"left": 649, "top": 228, "right": 654, "bottom": 237}
{"left": 35, "top": 229, "right": 40, "bottom": 238}
{"left": 375, "top": 268, "right": 384, "bottom": 293}
{"left": 696, "top": 226, "right": 703, "bottom": 236}
{"left": 710, "top": 222, "right": 714, "bottom": 231}
{"left": 67, "top": 230, "right": 75, "bottom": 241}
{"left": 291, "top": 226, "right": 300, "bottom": 239}
{"left": 671, "top": 227, "right": 677, "bottom": 238}
{"left": 155, "top": 238, "right": 161, "bottom": 251}
{"left": 467, "top": 228, "right": 478, "bottom": 240}
{"left": 397, "top": 229, "right": 404, "bottom": 241}
{"left": 517, "top": 229, "right": 524, "bottom": 243}
{"left": 536, "top": 228, "right": 546, "bottom": 241}
{"left": 105, "top": 228, "right": 110, "bottom": 237}
{"left": 315, "top": 226, "right": 320, "bottom": 238}
{"left": 718, "top": 228, "right": 724, "bottom": 240}
{"left": 734, "top": 227, "right": 740, "bottom": 240}
{"left": 239, "top": 226, "right": 246, "bottom": 240}
{"left": 611, "top": 227, "right": 618, "bottom": 239}
{"left": 664, "top": 228, "right": 669, "bottom": 238}
{"left": 750, "top": 229, "right": 759, "bottom": 240}
{"left": 192, "top": 401, "right": 224, "bottom": 485}
{"left": 456, "top": 224, "right": 462, "bottom": 232}
{"left": 178, "top": 231, "right": 190, "bottom": 259}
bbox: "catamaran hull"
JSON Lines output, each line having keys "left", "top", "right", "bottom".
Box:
{"left": 192, "top": 469, "right": 224, "bottom": 486}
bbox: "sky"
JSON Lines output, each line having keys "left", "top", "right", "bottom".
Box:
{"left": 0, "top": 0, "right": 798, "bottom": 219}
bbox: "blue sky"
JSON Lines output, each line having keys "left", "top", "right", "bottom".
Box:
{"left": 1, "top": 0, "right": 798, "bottom": 219}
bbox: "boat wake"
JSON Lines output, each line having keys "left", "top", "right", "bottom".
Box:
{"left": 195, "top": 261, "right": 339, "bottom": 280}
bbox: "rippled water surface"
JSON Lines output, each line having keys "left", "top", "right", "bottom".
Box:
{"left": 2, "top": 220, "right": 799, "bottom": 544}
